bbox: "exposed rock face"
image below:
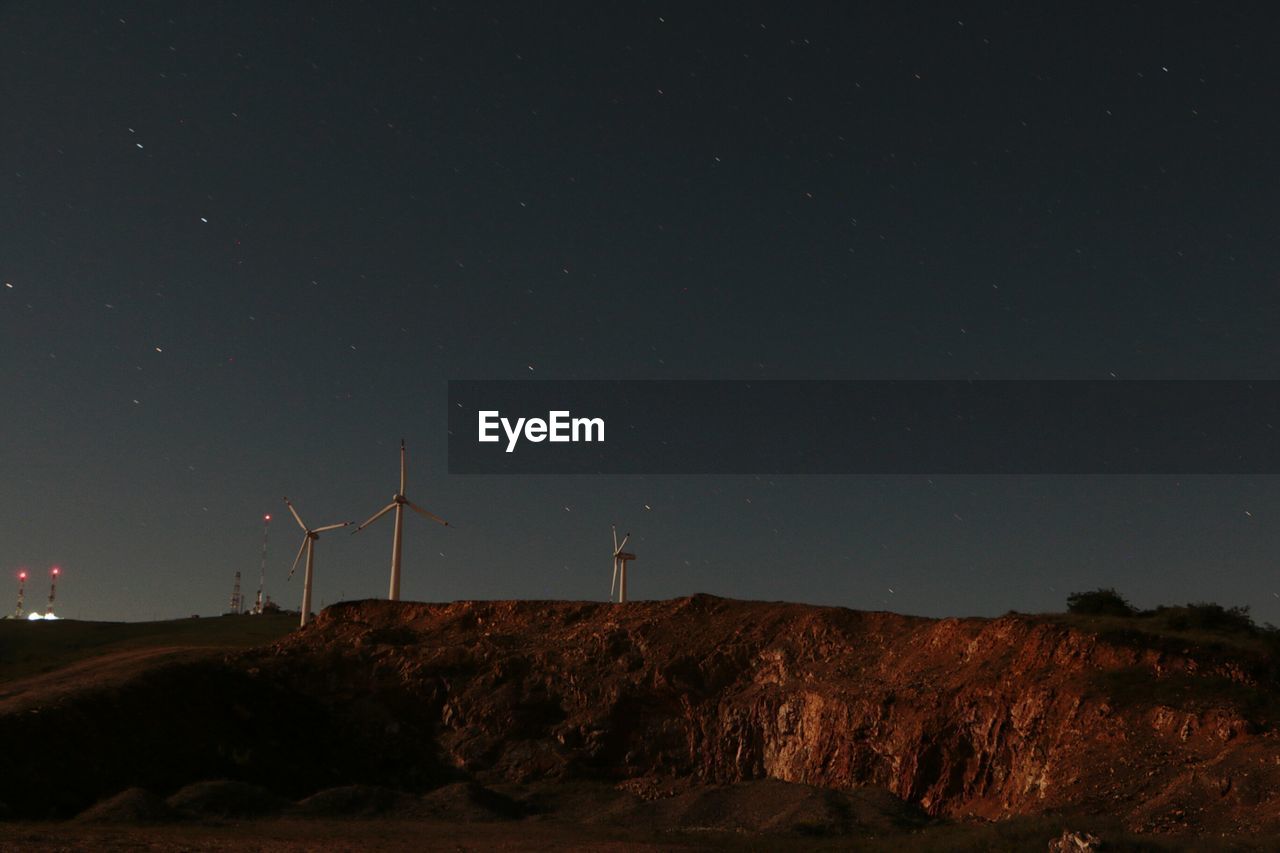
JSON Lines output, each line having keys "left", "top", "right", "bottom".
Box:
{"left": 256, "top": 596, "right": 1280, "bottom": 834}
{"left": 1048, "top": 829, "right": 1104, "bottom": 851}
{"left": 3, "top": 595, "right": 1279, "bottom": 834}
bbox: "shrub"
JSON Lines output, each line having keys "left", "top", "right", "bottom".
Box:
{"left": 1158, "top": 602, "right": 1256, "bottom": 634}
{"left": 1066, "top": 588, "right": 1136, "bottom": 617}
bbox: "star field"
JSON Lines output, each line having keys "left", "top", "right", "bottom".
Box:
{"left": 2, "top": 2, "right": 1279, "bottom": 622}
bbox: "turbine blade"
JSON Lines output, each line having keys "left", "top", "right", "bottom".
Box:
{"left": 612, "top": 524, "right": 618, "bottom": 552}
{"left": 617, "top": 533, "right": 630, "bottom": 554}
{"left": 407, "top": 501, "right": 449, "bottom": 526}
{"left": 353, "top": 502, "right": 396, "bottom": 533}
{"left": 399, "top": 438, "right": 407, "bottom": 494}
{"left": 287, "top": 536, "right": 307, "bottom": 580}
{"left": 283, "top": 497, "right": 307, "bottom": 532}
{"left": 313, "top": 521, "right": 352, "bottom": 533}
{"left": 611, "top": 557, "right": 618, "bottom": 599}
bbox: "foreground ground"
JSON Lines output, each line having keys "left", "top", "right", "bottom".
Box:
{"left": 8, "top": 813, "right": 1280, "bottom": 852}
{"left": 0, "top": 818, "right": 1077, "bottom": 853}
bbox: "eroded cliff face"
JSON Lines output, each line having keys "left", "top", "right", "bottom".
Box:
{"left": 251, "top": 596, "right": 1280, "bottom": 834}
{"left": 3, "top": 596, "right": 1277, "bottom": 832}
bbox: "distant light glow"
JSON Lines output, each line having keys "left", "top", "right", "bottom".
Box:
{"left": 27, "top": 612, "right": 59, "bottom": 621}
{"left": 264, "top": 514, "right": 272, "bottom": 521}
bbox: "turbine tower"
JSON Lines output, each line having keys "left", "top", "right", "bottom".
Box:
{"left": 610, "top": 526, "right": 636, "bottom": 604}
{"left": 353, "top": 439, "right": 449, "bottom": 601}
{"left": 283, "top": 497, "right": 351, "bottom": 627}
{"left": 46, "top": 566, "right": 59, "bottom": 616}
{"left": 14, "top": 569, "right": 26, "bottom": 619}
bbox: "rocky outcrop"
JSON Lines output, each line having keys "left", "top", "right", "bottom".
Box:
{"left": 253, "top": 595, "right": 1280, "bottom": 833}
{"left": 3, "top": 594, "right": 1279, "bottom": 834}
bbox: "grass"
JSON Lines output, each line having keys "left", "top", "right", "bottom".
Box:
{"left": 0, "top": 613, "right": 297, "bottom": 681}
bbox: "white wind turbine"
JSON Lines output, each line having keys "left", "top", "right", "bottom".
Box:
{"left": 610, "top": 525, "right": 636, "bottom": 603}
{"left": 283, "top": 497, "right": 351, "bottom": 627}
{"left": 352, "top": 439, "right": 449, "bottom": 601}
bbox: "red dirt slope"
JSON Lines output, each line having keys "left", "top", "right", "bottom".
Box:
{"left": 3, "top": 595, "right": 1278, "bottom": 837}
{"left": 254, "top": 595, "right": 1280, "bottom": 834}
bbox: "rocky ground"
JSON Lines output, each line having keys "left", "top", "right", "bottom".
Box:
{"left": 3, "top": 596, "right": 1280, "bottom": 848}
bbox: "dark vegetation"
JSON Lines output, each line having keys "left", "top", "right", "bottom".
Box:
{"left": 1058, "top": 587, "right": 1280, "bottom": 657}
{"left": 1067, "top": 587, "right": 1138, "bottom": 617}
{"left": 1067, "top": 587, "right": 1262, "bottom": 635}
{"left": 1060, "top": 588, "right": 1280, "bottom": 726}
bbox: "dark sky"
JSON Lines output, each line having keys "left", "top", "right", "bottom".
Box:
{"left": 3, "top": 2, "right": 1279, "bottom": 622}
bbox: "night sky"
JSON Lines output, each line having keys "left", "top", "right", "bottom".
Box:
{"left": 4, "top": 3, "right": 1280, "bottom": 623}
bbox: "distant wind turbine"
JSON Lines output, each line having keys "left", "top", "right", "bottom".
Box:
{"left": 352, "top": 439, "right": 449, "bottom": 601}
{"left": 610, "top": 525, "right": 636, "bottom": 603}
{"left": 283, "top": 497, "right": 351, "bottom": 627}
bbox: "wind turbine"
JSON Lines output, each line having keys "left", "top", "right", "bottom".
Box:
{"left": 352, "top": 439, "right": 449, "bottom": 601}
{"left": 283, "top": 497, "right": 351, "bottom": 627}
{"left": 610, "top": 525, "right": 636, "bottom": 603}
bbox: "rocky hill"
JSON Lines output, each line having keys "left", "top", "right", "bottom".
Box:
{"left": 3, "top": 595, "right": 1279, "bottom": 839}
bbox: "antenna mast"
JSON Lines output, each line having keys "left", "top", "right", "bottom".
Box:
{"left": 46, "top": 567, "right": 59, "bottom": 616}
{"left": 253, "top": 514, "right": 271, "bottom": 614}
{"left": 14, "top": 570, "right": 26, "bottom": 619}
{"left": 229, "top": 570, "right": 243, "bottom": 614}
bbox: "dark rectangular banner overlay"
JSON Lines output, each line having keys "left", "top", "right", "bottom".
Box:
{"left": 447, "top": 381, "right": 1280, "bottom": 475}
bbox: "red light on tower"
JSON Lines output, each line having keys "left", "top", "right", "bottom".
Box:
{"left": 51, "top": 567, "right": 60, "bottom": 576}
{"left": 18, "top": 570, "right": 27, "bottom": 581}
{"left": 264, "top": 514, "right": 272, "bottom": 521}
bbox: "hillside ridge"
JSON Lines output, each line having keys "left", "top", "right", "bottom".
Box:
{"left": 2, "top": 595, "right": 1278, "bottom": 834}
